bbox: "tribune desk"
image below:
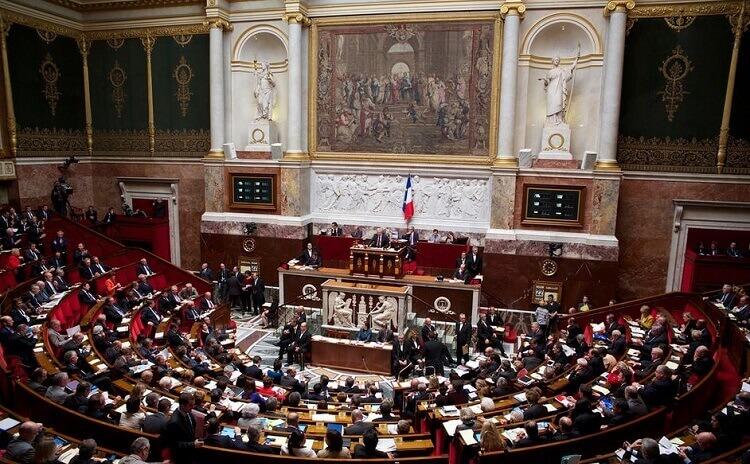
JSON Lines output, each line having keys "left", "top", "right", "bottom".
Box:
{"left": 350, "top": 245, "right": 407, "bottom": 279}
{"left": 310, "top": 335, "right": 393, "bottom": 375}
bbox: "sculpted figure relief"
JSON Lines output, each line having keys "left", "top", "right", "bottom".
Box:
{"left": 254, "top": 61, "right": 276, "bottom": 120}
{"left": 330, "top": 292, "right": 354, "bottom": 327}
{"left": 370, "top": 296, "right": 397, "bottom": 330}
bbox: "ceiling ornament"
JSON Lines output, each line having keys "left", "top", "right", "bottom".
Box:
{"left": 107, "top": 37, "right": 125, "bottom": 50}
{"left": 384, "top": 24, "right": 416, "bottom": 43}
{"left": 657, "top": 45, "right": 693, "bottom": 122}
{"left": 173, "top": 34, "right": 192, "bottom": 47}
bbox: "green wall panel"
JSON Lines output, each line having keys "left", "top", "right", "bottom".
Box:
{"left": 8, "top": 24, "right": 84, "bottom": 130}
{"left": 152, "top": 34, "right": 209, "bottom": 131}
{"left": 89, "top": 38, "right": 148, "bottom": 131}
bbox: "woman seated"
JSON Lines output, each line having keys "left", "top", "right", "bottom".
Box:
{"left": 281, "top": 428, "right": 316, "bottom": 457}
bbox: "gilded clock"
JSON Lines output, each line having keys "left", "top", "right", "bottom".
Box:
{"left": 242, "top": 238, "right": 257, "bottom": 253}
{"left": 541, "top": 259, "right": 558, "bottom": 276}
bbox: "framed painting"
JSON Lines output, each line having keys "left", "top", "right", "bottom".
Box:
{"left": 309, "top": 13, "right": 501, "bottom": 164}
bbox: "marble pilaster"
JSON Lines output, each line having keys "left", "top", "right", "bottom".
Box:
{"left": 204, "top": 162, "right": 225, "bottom": 212}
{"left": 496, "top": 2, "right": 524, "bottom": 166}
{"left": 596, "top": 1, "right": 634, "bottom": 171}
{"left": 590, "top": 176, "right": 621, "bottom": 236}
{"left": 490, "top": 171, "right": 517, "bottom": 230}
{"left": 208, "top": 21, "right": 228, "bottom": 157}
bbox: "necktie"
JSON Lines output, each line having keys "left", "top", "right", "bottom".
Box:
{"left": 207, "top": 299, "right": 214, "bottom": 308}
{"left": 377, "top": 235, "right": 381, "bottom": 247}
{"left": 97, "top": 264, "right": 104, "bottom": 273}
{"left": 88, "top": 267, "right": 93, "bottom": 276}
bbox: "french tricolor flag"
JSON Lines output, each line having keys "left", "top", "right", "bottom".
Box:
{"left": 402, "top": 175, "right": 415, "bottom": 221}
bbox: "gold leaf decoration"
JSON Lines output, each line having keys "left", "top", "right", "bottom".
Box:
{"left": 106, "top": 38, "right": 125, "bottom": 50}
{"left": 39, "top": 53, "right": 61, "bottom": 116}
{"left": 657, "top": 45, "right": 693, "bottom": 122}
{"left": 173, "top": 34, "right": 193, "bottom": 46}
{"left": 173, "top": 56, "right": 193, "bottom": 117}
{"left": 36, "top": 29, "right": 57, "bottom": 44}
{"left": 664, "top": 15, "right": 696, "bottom": 31}
{"left": 108, "top": 60, "right": 127, "bottom": 118}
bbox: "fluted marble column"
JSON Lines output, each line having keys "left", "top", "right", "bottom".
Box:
{"left": 284, "top": 13, "right": 308, "bottom": 160}
{"left": 495, "top": 2, "right": 525, "bottom": 167}
{"left": 208, "top": 20, "right": 228, "bottom": 157}
{"left": 596, "top": 0, "right": 634, "bottom": 171}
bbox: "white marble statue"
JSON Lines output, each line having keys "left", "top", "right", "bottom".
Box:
{"left": 253, "top": 61, "right": 275, "bottom": 120}
{"left": 370, "top": 295, "right": 397, "bottom": 330}
{"left": 541, "top": 46, "right": 579, "bottom": 126}
{"left": 331, "top": 292, "right": 354, "bottom": 327}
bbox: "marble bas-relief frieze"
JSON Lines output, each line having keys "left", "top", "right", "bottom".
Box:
{"left": 312, "top": 172, "right": 490, "bottom": 223}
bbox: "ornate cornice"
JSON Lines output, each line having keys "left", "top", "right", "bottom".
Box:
{"left": 0, "top": 9, "right": 81, "bottom": 37}
{"left": 604, "top": 0, "right": 636, "bottom": 16}
{"left": 43, "top": 0, "right": 202, "bottom": 11}
{"left": 203, "top": 18, "right": 232, "bottom": 31}
{"left": 500, "top": 1, "right": 526, "bottom": 18}
{"left": 629, "top": 1, "right": 744, "bottom": 18}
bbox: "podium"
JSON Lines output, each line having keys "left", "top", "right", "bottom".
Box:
{"left": 349, "top": 246, "right": 406, "bottom": 279}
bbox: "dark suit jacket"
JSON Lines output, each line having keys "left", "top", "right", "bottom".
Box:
{"left": 297, "top": 250, "right": 322, "bottom": 267}
{"left": 466, "top": 252, "right": 482, "bottom": 275}
{"left": 6, "top": 437, "right": 34, "bottom": 464}
{"left": 251, "top": 277, "right": 265, "bottom": 301}
{"left": 369, "top": 233, "right": 390, "bottom": 248}
{"left": 421, "top": 324, "right": 437, "bottom": 343}
{"left": 456, "top": 321, "right": 472, "bottom": 346}
{"left": 423, "top": 339, "right": 452, "bottom": 374}
{"left": 10, "top": 307, "right": 31, "bottom": 326}
{"left": 104, "top": 304, "right": 126, "bottom": 324}
{"left": 294, "top": 331, "right": 312, "bottom": 352}
{"left": 162, "top": 409, "right": 197, "bottom": 460}
{"left": 225, "top": 276, "right": 242, "bottom": 296}
{"left": 141, "top": 307, "right": 163, "bottom": 326}
{"left": 142, "top": 412, "right": 168, "bottom": 434}
{"left": 344, "top": 421, "right": 375, "bottom": 435}
{"left": 78, "top": 289, "right": 98, "bottom": 306}
{"left": 137, "top": 281, "right": 154, "bottom": 295}
{"left": 51, "top": 238, "right": 68, "bottom": 254}
{"left": 640, "top": 378, "right": 677, "bottom": 408}
{"left": 204, "top": 433, "right": 244, "bottom": 449}
{"left": 137, "top": 263, "right": 155, "bottom": 276}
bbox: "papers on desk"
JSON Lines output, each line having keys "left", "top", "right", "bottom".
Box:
{"left": 459, "top": 429, "right": 478, "bottom": 445}
{"left": 465, "top": 360, "right": 480, "bottom": 370}
{"left": 265, "top": 435, "right": 288, "bottom": 447}
{"left": 616, "top": 448, "right": 638, "bottom": 462}
{"left": 376, "top": 438, "right": 396, "bottom": 453}
{"left": 440, "top": 405, "right": 459, "bottom": 417}
{"left": 741, "top": 382, "right": 750, "bottom": 393}
{"left": 66, "top": 325, "right": 81, "bottom": 337}
{"left": 442, "top": 419, "right": 463, "bottom": 437}
{"left": 665, "top": 361, "right": 680, "bottom": 371}
{"left": 502, "top": 428, "right": 526, "bottom": 443}
{"left": 513, "top": 392, "right": 527, "bottom": 403}
{"left": 312, "top": 413, "right": 337, "bottom": 422}
{"left": 544, "top": 403, "right": 558, "bottom": 412}
{"left": 386, "top": 424, "right": 399, "bottom": 434}
{"left": 561, "top": 344, "right": 576, "bottom": 357}
{"left": 627, "top": 349, "right": 641, "bottom": 357}
{"left": 658, "top": 436, "right": 680, "bottom": 455}
{"left": 592, "top": 385, "right": 610, "bottom": 396}
{"left": 590, "top": 322, "right": 606, "bottom": 333}
{"left": 469, "top": 404, "right": 483, "bottom": 415}
{"left": 0, "top": 417, "right": 20, "bottom": 431}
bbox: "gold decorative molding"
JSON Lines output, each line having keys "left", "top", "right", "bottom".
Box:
{"left": 593, "top": 159, "right": 621, "bottom": 172}
{"left": 93, "top": 129, "right": 149, "bottom": 152}
{"left": 657, "top": 45, "right": 693, "bottom": 122}
{"left": 16, "top": 127, "right": 86, "bottom": 155}
{"left": 717, "top": 2, "right": 745, "bottom": 174}
{"left": 39, "top": 53, "right": 61, "bottom": 116}
{"left": 42, "top": 0, "right": 202, "bottom": 12}
{"left": 664, "top": 15, "right": 696, "bottom": 31}
{"left": 283, "top": 12, "right": 311, "bottom": 26}
{"left": 0, "top": 17, "right": 15, "bottom": 157}
{"left": 629, "top": 1, "right": 744, "bottom": 18}
{"left": 0, "top": 10, "right": 80, "bottom": 38}
{"left": 154, "top": 129, "right": 209, "bottom": 153}
{"left": 617, "top": 135, "right": 717, "bottom": 173}
{"left": 203, "top": 18, "right": 233, "bottom": 31}
{"left": 141, "top": 35, "right": 156, "bottom": 154}
{"left": 108, "top": 60, "right": 127, "bottom": 118}
{"left": 500, "top": 2, "right": 526, "bottom": 18}
{"left": 84, "top": 23, "right": 211, "bottom": 40}
{"left": 605, "top": 0, "right": 636, "bottom": 16}
{"left": 77, "top": 36, "right": 93, "bottom": 155}
{"left": 173, "top": 34, "right": 193, "bottom": 47}
{"left": 173, "top": 56, "right": 193, "bottom": 117}
{"left": 36, "top": 29, "right": 57, "bottom": 44}
{"left": 106, "top": 37, "right": 125, "bottom": 50}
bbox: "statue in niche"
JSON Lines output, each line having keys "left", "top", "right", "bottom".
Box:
{"left": 370, "top": 296, "right": 397, "bottom": 330}
{"left": 253, "top": 61, "right": 275, "bottom": 120}
{"left": 330, "top": 292, "right": 354, "bottom": 327}
{"left": 541, "top": 45, "right": 580, "bottom": 126}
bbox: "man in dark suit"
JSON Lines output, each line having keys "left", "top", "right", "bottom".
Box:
{"left": 402, "top": 226, "right": 419, "bottom": 261}
{"left": 453, "top": 264, "right": 470, "bottom": 283}
{"left": 143, "top": 398, "right": 171, "bottom": 434}
{"left": 37, "top": 205, "right": 51, "bottom": 221}
{"left": 216, "top": 263, "right": 229, "bottom": 301}
{"left": 543, "top": 294, "right": 561, "bottom": 314}
{"left": 79, "top": 258, "right": 96, "bottom": 280}
{"left": 137, "top": 258, "right": 155, "bottom": 276}
{"left": 455, "top": 312, "right": 472, "bottom": 364}
{"left": 10, "top": 301, "right": 32, "bottom": 327}
{"left": 250, "top": 272, "right": 265, "bottom": 315}
{"left": 344, "top": 409, "right": 375, "bottom": 435}
{"left": 421, "top": 318, "right": 437, "bottom": 343}
{"left": 605, "top": 313, "right": 626, "bottom": 336}
{"left": 137, "top": 274, "right": 155, "bottom": 295}
{"left": 162, "top": 392, "right": 203, "bottom": 463}
{"left": 369, "top": 227, "right": 389, "bottom": 248}
{"left": 476, "top": 312, "right": 495, "bottom": 353}
{"left": 717, "top": 284, "right": 737, "bottom": 309}
{"left": 608, "top": 329, "right": 626, "bottom": 357}
{"left": 466, "top": 245, "right": 482, "bottom": 277}
{"left": 197, "top": 292, "right": 215, "bottom": 312}
{"left": 101, "top": 207, "right": 116, "bottom": 225}
{"left": 278, "top": 320, "right": 297, "bottom": 360}
{"left": 297, "top": 242, "right": 321, "bottom": 267}
{"left": 23, "top": 244, "right": 41, "bottom": 264}
{"left": 78, "top": 283, "right": 99, "bottom": 307}
{"left": 423, "top": 332, "right": 453, "bottom": 376}
{"left": 639, "top": 365, "right": 677, "bottom": 408}
{"left": 287, "top": 322, "right": 311, "bottom": 366}
{"left": 103, "top": 297, "right": 127, "bottom": 325}
{"left": 225, "top": 272, "right": 242, "bottom": 309}
{"left": 91, "top": 256, "right": 110, "bottom": 275}
{"left": 326, "top": 222, "right": 343, "bottom": 236}
{"left": 141, "top": 301, "right": 163, "bottom": 327}
{"left": 197, "top": 263, "right": 213, "bottom": 281}
{"left": 51, "top": 230, "right": 68, "bottom": 262}
{"left": 203, "top": 418, "right": 243, "bottom": 449}
{"left": 392, "top": 333, "right": 413, "bottom": 377}
{"left": 5, "top": 421, "right": 42, "bottom": 464}
{"left": 49, "top": 252, "right": 65, "bottom": 270}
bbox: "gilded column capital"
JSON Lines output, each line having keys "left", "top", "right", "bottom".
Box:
{"left": 140, "top": 35, "right": 156, "bottom": 55}
{"left": 76, "top": 36, "right": 91, "bottom": 57}
{"left": 283, "top": 12, "right": 311, "bottom": 26}
{"left": 604, "top": 0, "right": 635, "bottom": 16}
{"left": 500, "top": 2, "right": 526, "bottom": 18}
{"left": 203, "top": 18, "right": 233, "bottom": 31}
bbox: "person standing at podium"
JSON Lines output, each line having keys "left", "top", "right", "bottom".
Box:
{"left": 402, "top": 226, "right": 419, "bottom": 261}
{"left": 370, "top": 227, "right": 390, "bottom": 249}
{"left": 325, "top": 222, "right": 342, "bottom": 236}
{"left": 297, "top": 243, "right": 322, "bottom": 268}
